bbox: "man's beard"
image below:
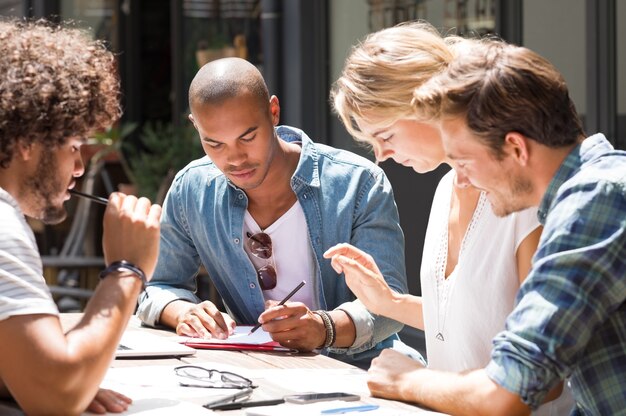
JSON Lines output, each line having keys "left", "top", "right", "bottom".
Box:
{"left": 491, "top": 175, "right": 534, "bottom": 217}
{"left": 24, "top": 151, "right": 67, "bottom": 225}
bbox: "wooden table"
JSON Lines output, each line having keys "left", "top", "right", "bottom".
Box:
{"left": 1, "top": 314, "right": 445, "bottom": 415}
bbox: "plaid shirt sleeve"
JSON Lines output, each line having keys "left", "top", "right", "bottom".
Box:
{"left": 486, "top": 176, "right": 626, "bottom": 411}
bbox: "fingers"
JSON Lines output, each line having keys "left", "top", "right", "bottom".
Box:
{"left": 336, "top": 255, "right": 374, "bottom": 276}
{"left": 324, "top": 244, "right": 378, "bottom": 275}
{"left": 102, "top": 193, "right": 161, "bottom": 280}
{"left": 258, "top": 302, "right": 304, "bottom": 325}
{"left": 87, "top": 388, "right": 132, "bottom": 414}
{"left": 176, "top": 302, "right": 234, "bottom": 339}
{"left": 259, "top": 305, "right": 321, "bottom": 351}
{"left": 177, "top": 321, "right": 204, "bottom": 338}
{"left": 210, "top": 309, "right": 236, "bottom": 337}
{"left": 147, "top": 202, "right": 162, "bottom": 229}
{"left": 324, "top": 243, "right": 372, "bottom": 262}
{"left": 121, "top": 193, "right": 139, "bottom": 218}
{"left": 323, "top": 242, "right": 361, "bottom": 259}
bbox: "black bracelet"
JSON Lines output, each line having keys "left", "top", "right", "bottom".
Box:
{"left": 99, "top": 260, "right": 147, "bottom": 288}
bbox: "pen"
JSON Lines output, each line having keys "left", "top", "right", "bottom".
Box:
{"left": 249, "top": 280, "right": 306, "bottom": 334}
{"left": 69, "top": 189, "right": 109, "bottom": 205}
{"left": 206, "top": 398, "right": 285, "bottom": 411}
{"left": 202, "top": 387, "right": 254, "bottom": 409}
{"left": 321, "top": 404, "right": 380, "bottom": 414}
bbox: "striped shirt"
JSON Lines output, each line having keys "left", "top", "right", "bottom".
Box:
{"left": 0, "top": 187, "right": 58, "bottom": 321}
{"left": 485, "top": 134, "right": 626, "bottom": 415}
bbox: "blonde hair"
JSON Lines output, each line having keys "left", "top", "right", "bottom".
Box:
{"left": 331, "top": 21, "right": 463, "bottom": 152}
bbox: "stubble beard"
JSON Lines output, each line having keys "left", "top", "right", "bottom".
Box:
{"left": 24, "top": 151, "right": 68, "bottom": 225}
{"left": 490, "top": 174, "right": 534, "bottom": 217}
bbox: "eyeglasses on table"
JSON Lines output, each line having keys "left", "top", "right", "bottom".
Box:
{"left": 174, "top": 365, "right": 257, "bottom": 389}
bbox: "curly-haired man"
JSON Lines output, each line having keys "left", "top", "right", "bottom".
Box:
{"left": 0, "top": 20, "right": 162, "bottom": 415}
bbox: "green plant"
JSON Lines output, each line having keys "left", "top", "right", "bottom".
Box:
{"left": 89, "top": 122, "right": 139, "bottom": 181}
{"left": 123, "top": 120, "right": 204, "bottom": 202}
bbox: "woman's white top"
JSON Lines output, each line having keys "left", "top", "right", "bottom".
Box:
{"left": 421, "top": 170, "right": 539, "bottom": 371}
{"left": 420, "top": 171, "right": 573, "bottom": 415}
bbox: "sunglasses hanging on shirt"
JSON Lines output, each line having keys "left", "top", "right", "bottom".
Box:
{"left": 246, "top": 232, "right": 277, "bottom": 290}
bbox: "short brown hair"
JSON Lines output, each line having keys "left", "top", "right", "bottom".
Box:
{"left": 413, "top": 40, "right": 584, "bottom": 157}
{"left": 0, "top": 19, "right": 121, "bottom": 168}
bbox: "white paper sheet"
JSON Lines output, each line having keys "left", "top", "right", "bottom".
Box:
{"left": 85, "top": 363, "right": 256, "bottom": 415}
{"left": 172, "top": 325, "right": 274, "bottom": 345}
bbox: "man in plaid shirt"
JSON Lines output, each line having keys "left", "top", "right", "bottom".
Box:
{"left": 340, "top": 39, "right": 625, "bottom": 415}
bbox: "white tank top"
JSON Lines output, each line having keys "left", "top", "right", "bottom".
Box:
{"left": 421, "top": 170, "right": 539, "bottom": 371}
{"left": 421, "top": 171, "right": 573, "bottom": 415}
{"left": 243, "top": 201, "right": 315, "bottom": 308}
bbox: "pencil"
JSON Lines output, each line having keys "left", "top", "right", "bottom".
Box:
{"left": 249, "top": 280, "right": 306, "bottom": 334}
{"left": 69, "top": 189, "right": 109, "bottom": 205}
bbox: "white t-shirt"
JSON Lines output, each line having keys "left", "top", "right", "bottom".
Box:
{"left": 243, "top": 201, "right": 316, "bottom": 308}
{"left": 0, "top": 187, "right": 58, "bottom": 321}
{"left": 421, "top": 171, "right": 573, "bottom": 415}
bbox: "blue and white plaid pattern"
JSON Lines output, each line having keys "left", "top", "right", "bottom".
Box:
{"left": 486, "top": 134, "right": 626, "bottom": 415}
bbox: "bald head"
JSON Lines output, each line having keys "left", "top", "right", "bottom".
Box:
{"left": 189, "top": 57, "right": 270, "bottom": 111}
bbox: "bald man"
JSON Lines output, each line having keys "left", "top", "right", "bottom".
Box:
{"left": 137, "top": 58, "right": 409, "bottom": 366}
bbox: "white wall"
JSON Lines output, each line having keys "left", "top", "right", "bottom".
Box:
{"left": 0, "top": 0, "right": 22, "bottom": 16}
{"left": 523, "top": 0, "right": 587, "bottom": 114}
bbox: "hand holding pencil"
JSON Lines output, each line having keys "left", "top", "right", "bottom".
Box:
{"left": 249, "top": 280, "right": 306, "bottom": 334}
{"left": 254, "top": 280, "right": 335, "bottom": 351}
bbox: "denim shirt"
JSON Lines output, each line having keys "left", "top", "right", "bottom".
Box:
{"left": 137, "top": 126, "right": 407, "bottom": 362}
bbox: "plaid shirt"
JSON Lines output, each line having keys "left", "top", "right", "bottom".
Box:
{"left": 485, "top": 134, "right": 626, "bottom": 415}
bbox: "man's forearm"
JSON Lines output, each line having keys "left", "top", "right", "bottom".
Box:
{"left": 0, "top": 273, "right": 143, "bottom": 415}
{"left": 328, "top": 309, "right": 356, "bottom": 348}
{"left": 389, "top": 368, "right": 530, "bottom": 416}
{"left": 63, "top": 273, "right": 143, "bottom": 387}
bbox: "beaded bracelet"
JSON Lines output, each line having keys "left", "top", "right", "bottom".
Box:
{"left": 99, "top": 260, "right": 147, "bottom": 289}
{"left": 313, "top": 310, "right": 336, "bottom": 349}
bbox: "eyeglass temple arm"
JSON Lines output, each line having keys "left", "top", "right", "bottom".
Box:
{"left": 203, "top": 387, "right": 254, "bottom": 408}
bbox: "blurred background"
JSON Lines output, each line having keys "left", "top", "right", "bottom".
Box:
{"left": 2, "top": 0, "right": 624, "bottom": 354}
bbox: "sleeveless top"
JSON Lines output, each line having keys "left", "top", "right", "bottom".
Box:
{"left": 420, "top": 171, "right": 573, "bottom": 415}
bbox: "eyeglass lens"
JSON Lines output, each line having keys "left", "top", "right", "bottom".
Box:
{"left": 246, "top": 232, "right": 272, "bottom": 258}
{"left": 246, "top": 232, "right": 277, "bottom": 290}
{"left": 175, "top": 366, "right": 253, "bottom": 388}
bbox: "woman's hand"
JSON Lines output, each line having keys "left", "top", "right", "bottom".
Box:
{"left": 323, "top": 243, "right": 395, "bottom": 316}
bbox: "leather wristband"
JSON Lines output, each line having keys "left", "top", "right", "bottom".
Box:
{"left": 99, "top": 260, "right": 146, "bottom": 289}
{"left": 313, "top": 310, "right": 336, "bottom": 349}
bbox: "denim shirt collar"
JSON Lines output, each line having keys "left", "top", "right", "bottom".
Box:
{"left": 538, "top": 133, "right": 609, "bottom": 224}
{"left": 278, "top": 125, "right": 322, "bottom": 191}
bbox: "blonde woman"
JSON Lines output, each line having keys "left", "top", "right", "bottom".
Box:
{"left": 324, "top": 22, "right": 572, "bottom": 415}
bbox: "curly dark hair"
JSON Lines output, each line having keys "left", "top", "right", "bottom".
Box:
{"left": 0, "top": 19, "right": 121, "bottom": 168}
